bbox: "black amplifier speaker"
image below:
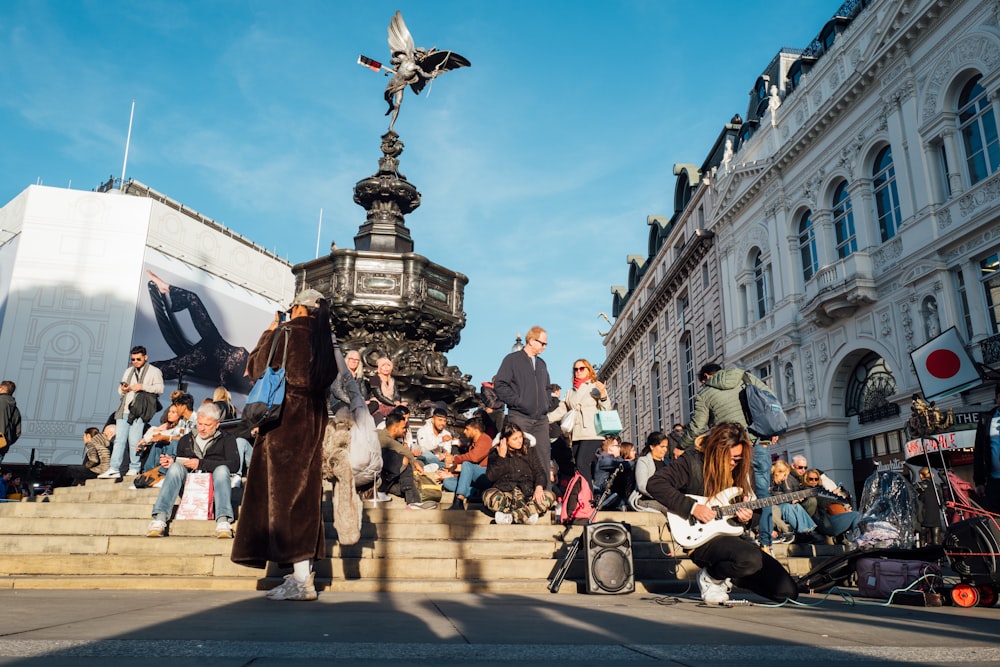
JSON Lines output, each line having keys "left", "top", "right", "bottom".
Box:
{"left": 584, "top": 521, "right": 635, "bottom": 594}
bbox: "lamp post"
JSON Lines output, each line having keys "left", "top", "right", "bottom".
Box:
{"left": 511, "top": 333, "right": 524, "bottom": 353}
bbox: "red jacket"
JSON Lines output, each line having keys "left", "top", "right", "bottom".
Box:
{"left": 454, "top": 433, "right": 492, "bottom": 466}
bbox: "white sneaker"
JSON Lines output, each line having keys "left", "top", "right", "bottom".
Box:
{"left": 146, "top": 519, "right": 166, "bottom": 537}
{"left": 697, "top": 567, "right": 732, "bottom": 604}
{"left": 266, "top": 573, "right": 317, "bottom": 601}
{"left": 525, "top": 513, "right": 539, "bottom": 525}
{"left": 97, "top": 470, "right": 121, "bottom": 479}
{"left": 230, "top": 474, "right": 242, "bottom": 489}
{"left": 215, "top": 519, "right": 234, "bottom": 539}
{"left": 494, "top": 511, "right": 514, "bottom": 525}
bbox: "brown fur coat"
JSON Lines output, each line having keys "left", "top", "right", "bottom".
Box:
{"left": 231, "top": 316, "right": 336, "bottom": 568}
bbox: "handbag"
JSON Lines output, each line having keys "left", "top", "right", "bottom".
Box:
{"left": 174, "top": 471, "right": 214, "bottom": 520}
{"left": 559, "top": 409, "right": 576, "bottom": 435}
{"left": 855, "top": 558, "right": 941, "bottom": 599}
{"left": 594, "top": 410, "right": 623, "bottom": 436}
{"left": 242, "top": 327, "right": 290, "bottom": 429}
{"left": 132, "top": 466, "right": 166, "bottom": 489}
{"left": 413, "top": 471, "right": 443, "bottom": 502}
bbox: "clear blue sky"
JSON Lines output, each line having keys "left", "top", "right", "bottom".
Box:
{"left": 0, "top": 1, "right": 842, "bottom": 392}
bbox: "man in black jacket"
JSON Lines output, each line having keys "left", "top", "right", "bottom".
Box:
{"left": 973, "top": 385, "right": 1000, "bottom": 512}
{"left": 494, "top": 326, "right": 552, "bottom": 490}
{"left": 0, "top": 380, "right": 22, "bottom": 464}
{"left": 146, "top": 403, "right": 240, "bottom": 538}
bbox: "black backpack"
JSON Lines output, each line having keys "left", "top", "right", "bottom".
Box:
{"left": 739, "top": 372, "right": 788, "bottom": 438}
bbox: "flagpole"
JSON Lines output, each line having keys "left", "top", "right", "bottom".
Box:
{"left": 315, "top": 208, "right": 323, "bottom": 259}
{"left": 120, "top": 100, "right": 135, "bottom": 191}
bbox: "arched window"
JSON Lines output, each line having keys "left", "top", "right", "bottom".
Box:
{"left": 873, "top": 146, "right": 901, "bottom": 242}
{"left": 959, "top": 74, "right": 1000, "bottom": 185}
{"left": 681, "top": 334, "right": 695, "bottom": 419}
{"left": 832, "top": 181, "right": 857, "bottom": 258}
{"left": 753, "top": 252, "right": 769, "bottom": 317}
{"left": 650, "top": 363, "right": 663, "bottom": 432}
{"left": 798, "top": 210, "right": 818, "bottom": 282}
{"left": 845, "top": 353, "right": 900, "bottom": 423}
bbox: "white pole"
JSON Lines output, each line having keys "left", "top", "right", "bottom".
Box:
{"left": 120, "top": 100, "right": 135, "bottom": 191}
{"left": 315, "top": 208, "right": 323, "bottom": 259}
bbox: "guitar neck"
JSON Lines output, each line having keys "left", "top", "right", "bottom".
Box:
{"left": 715, "top": 488, "right": 817, "bottom": 516}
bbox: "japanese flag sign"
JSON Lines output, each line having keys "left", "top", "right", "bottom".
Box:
{"left": 909, "top": 327, "right": 982, "bottom": 401}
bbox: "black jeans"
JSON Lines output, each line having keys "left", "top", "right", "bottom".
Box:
{"left": 690, "top": 535, "right": 798, "bottom": 601}
{"left": 572, "top": 439, "right": 602, "bottom": 487}
{"left": 379, "top": 448, "right": 419, "bottom": 504}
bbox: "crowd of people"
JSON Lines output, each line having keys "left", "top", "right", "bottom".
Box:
{"left": 10, "top": 311, "right": 975, "bottom": 607}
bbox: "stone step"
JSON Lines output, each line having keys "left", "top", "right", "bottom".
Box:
{"left": 0, "top": 574, "right": 690, "bottom": 594}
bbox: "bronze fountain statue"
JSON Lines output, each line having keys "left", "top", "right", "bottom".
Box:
{"left": 295, "top": 12, "right": 476, "bottom": 415}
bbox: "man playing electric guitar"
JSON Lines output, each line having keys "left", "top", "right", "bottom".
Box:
{"left": 646, "top": 422, "right": 798, "bottom": 605}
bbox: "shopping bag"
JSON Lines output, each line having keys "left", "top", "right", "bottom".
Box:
{"left": 174, "top": 471, "right": 214, "bottom": 520}
{"left": 594, "top": 410, "right": 623, "bottom": 436}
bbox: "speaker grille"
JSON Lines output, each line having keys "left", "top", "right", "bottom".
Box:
{"left": 591, "top": 549, "right": 632, "bottom": 592}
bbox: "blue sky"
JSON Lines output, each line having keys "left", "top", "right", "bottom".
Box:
{"left": 0, "top": 0, "right": 842, "bottom": 392}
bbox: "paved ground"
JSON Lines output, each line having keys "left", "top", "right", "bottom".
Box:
{"left": 0, "top": 589, "right": 997, "bottom": 666}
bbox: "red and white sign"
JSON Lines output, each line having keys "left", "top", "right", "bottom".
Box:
{"left": 909, "top": 327, "right": 981, "bottom": 401}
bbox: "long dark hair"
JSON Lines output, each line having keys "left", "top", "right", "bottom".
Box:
{"left": 701, "top": 422, "right": 754, "bottom": 499}
{"left": 500, "top": 422, "right": 527, "bottom": 458}
{"left": 310, "top": 298, "right": 335, "bottom": 389}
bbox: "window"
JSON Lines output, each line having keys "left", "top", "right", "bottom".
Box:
{"left": 650, "top": 364, "right": 663, "bottom": 432}
{"left": 937, "top": 143, "right": 952, "bottom": 200}
{"left": 873, "top": 146, "right": 902, "bottom": 242}
{"left": 628, "top": 354, "right": 635, "bottom": 385}
{"left": 702, "top": 263, "right": 710, "bottom": 288}
{"left": 667, "top": 359, "right": 674, "bottom": 389}
{"left": 981, "top": 253, "right": 1000, "bottom": 334}
{"left": 959, "top": 75, "right": 1000, "bottom": 185}
{"left": 798, "top": 211, "right": 818, "bottom": 282}
{"left": 681, "top": 335, "right": 695, "bottom": 419}
{"left": 706, "top": 322, "right": 715, "bottom": 358}
{"left": 845, "top": 354, "right": 899, "bottom": 423}
{"left": 649, "top": 330, "right": 658, "bottom": 362}
{"left": 756, "top": 363, "right": 772, "bottom": 388}
{"left": 753, "top": 252, "right": 769, "bottom": 318}
{"left": 677, "top": 294, "right": 689, "bottom": 331}
{"left": 832, "top": 181, "right": 857, "bottom": 258}
{"left": 955, "top": 268, "right": 973, "bottom": 340}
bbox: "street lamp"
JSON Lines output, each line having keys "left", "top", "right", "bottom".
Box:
{"left": 511, "top": 333, "right": 524, "bottom": 353}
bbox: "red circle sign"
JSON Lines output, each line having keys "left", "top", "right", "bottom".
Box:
{"left": 926, "top": 349, "right": 961, "bottom": 379}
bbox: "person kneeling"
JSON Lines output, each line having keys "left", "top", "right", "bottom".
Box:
{"left": 146, "top": 403, "right": 240, "bottom": 539}
{"left": 646, "top": 422, "right": 798, "bottom": 605}
{"left": 482, "top": 423, "right": 555, "bottom": 525}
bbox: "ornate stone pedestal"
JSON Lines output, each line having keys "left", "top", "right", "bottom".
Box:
{"left": 294, "top": 132, "right": 476, "bottom": 413}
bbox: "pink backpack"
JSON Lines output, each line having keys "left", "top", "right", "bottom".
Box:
{"left": 559, "top": 472, "right": 595, "bottom": 525}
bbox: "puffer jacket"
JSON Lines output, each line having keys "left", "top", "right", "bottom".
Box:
{"left": 678, "top": 368, "right": 770, "bottom": 449}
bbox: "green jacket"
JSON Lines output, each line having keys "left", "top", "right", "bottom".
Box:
{"left": 678, "top": 368, "right": 769, "bottom": 449}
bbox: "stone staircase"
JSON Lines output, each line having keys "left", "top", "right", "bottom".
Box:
{"left": 0, "top": 478, "right": 841, "bottom": 593}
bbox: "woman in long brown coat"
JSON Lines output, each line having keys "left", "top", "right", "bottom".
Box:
{"left": 231, "top": 289, "right": 336, "bottom": 601}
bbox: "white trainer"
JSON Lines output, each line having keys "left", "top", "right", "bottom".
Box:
{"left": 494, "top": 511, "right": 514, "bottom": 525}
{"left": 146, "top": 519, "right": 167, "bottom": 538}
{"left": 266, "top": 573, "right": 317, "bottom": 601}
{"left": 697, "top": 567, "right": 732, "bottom": 604}
{"left": 525, "top": 514, "right": 539, "bottom": 525}
{"left": 97, "top": 470, "right": 121, "bottom": 479}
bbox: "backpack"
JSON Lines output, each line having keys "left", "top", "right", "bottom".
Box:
{"left": 559, "top": 471, "right": 595, "bottom": 525}
{"left": 739, "top": 372, "right": 788, "bottom": 438}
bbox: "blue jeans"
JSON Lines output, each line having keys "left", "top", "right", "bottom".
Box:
{"left": 442, "top": 463, "right": 487, "bottom": 499}
{"left": 142, "top": 439, "right": 177, "bottom": 473}
{"left": 236, "top": 437, "right": 252, "bottom": 475}
{"left": 752, "top": 443, "right": 772, "bottom": 499}
{"left": 759, "top": 503, "right": 816, "bottom": 546}
{"left": 152, "top": 463, "right": 233, "bottom": 523}
{"left": 816, "top": 510, "right": 859, "bottom": 538}
{"left": 112, "top": 418, "right": 147, "bottom": 474}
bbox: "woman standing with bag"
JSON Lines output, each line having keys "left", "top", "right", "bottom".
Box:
{"left": 547, "top": 359, "right": 608, "bottom": 490}
{"left": 231, "top": 289, "right": 336, "bottom": 601}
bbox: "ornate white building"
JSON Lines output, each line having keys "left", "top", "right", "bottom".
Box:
{"left": 602, "top": 0, "right": 1000, "bottom": 494}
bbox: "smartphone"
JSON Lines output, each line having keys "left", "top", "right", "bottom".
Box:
{"left": 277, "top": 310, "right": 288, "bottom": 322}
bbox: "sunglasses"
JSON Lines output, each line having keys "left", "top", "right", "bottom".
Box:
{"left": 574, "top": 366, "right": 587, "bottom": 372}
{"left": 806, "top": 477, "right": 820, "bottom": 481}
{"left": 793, "top": 465, "right": 807, "bottom": 470}
{"left": 130, "top": 356, "right": 143, "bottom": 361}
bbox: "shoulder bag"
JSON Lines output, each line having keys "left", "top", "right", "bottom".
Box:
{"left": 242, "top": 327, "right": 291, "bottom": 429}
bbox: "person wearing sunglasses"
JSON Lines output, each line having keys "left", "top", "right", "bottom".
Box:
{"left": 802, "top": 467, "right": 860, "bottom": 543}
{"left": 647, "top": 422, "right": 798, "bottom": 605}
{"left": 547, "top": 358, "right": 608, "bottom": 490}
{"left": 103, "top": 345, "right": 165, "bottom": 479}
{"left": 494, "top": 326, "right": 553, "bottom": 490}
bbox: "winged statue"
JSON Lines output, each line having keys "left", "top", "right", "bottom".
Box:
{"left": 359, "top": 11, "right": 470, "bottom": 132}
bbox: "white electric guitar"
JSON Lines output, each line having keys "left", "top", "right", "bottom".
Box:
{"left": 666, "top": 487, "right": 829, "bottom": 549}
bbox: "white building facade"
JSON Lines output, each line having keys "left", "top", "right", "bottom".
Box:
{"left": 603, "top": 0, "right": 1000, "bottom": 495}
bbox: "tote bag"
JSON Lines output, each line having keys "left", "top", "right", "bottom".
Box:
{"left": 242, "top": 327, "right": 290, "bottom": 429}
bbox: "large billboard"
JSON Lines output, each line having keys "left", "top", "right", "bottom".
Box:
{"left": 131, "top": 249, "right": 286, "bottom": 409}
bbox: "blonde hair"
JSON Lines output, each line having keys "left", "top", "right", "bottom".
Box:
{"left": 771, "top": 459, "right": 791, "bottom": 476}
{"left": 525, "top": 326, "right": 546, "bottom": 343}
{"left": 213, "top": 386, "right": 231, "bottom": 403}
{"left": 571, "top": 358, "right": 597, "bottom": 384}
